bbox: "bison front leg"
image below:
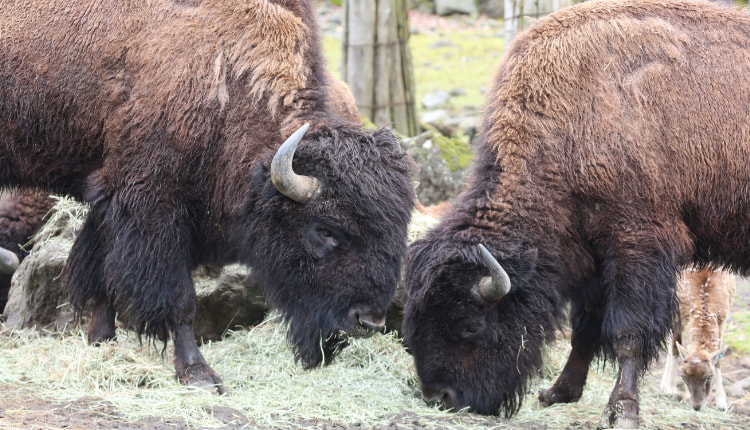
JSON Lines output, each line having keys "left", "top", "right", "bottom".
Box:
{"left": 65, "top": 211, "right": 116, "bottom": 343}
{"left": 98, "top": 194, "right": 227, "bottom": 395}
{"left": 173, "top": 321, "right": 227, "bottom": 395}
{"left": 539, "top": 302, "right": 600, "bottom": 406}
{"left": 599, "top": 338, "right": 640, "bottom": 429}
{"left": 88, "top": 298, "right": 117, "bottom": 343}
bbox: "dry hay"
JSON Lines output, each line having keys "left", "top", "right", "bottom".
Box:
{"left": 1, "top": 316, "right": 747, "bottom": 429}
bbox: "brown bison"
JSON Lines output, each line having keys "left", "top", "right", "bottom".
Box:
{"left": 402, "top": 0, "right": 750, "bottom": 428}
{"left": 0, "top": 0, "right": 415, "bottom": 393}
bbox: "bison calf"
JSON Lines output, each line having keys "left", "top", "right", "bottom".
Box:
{"left": 660, "top": 268, "right": 735, "bottom": 411}
{"left": 403, "top": 0, "right": 750, "bottom": 428}
{"left": 0, "top": 0, "right": 414, "bottom": 393}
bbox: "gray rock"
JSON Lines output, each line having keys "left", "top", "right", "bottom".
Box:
{"left": 2, "top": 199, "right": 268, "bottom": 342}
{"left": 421, "top": 90, "right": 451, "bottom": 109}
{"left": 421, "top": 109, "right": 450, "bottom": 125}
{"left": 435, "top": 0, "right": 478, "bottom": 16}
{"left": 3, "top": 235, "right": 76, "bottom": 332}
{"left": 480, "top": 0, "right": 504, "bottom": 18}
{"left": 400, "top": 131, "right": 473, "bottom": 206}
{"left": 192, "top": 264, "right": 267, "bottom": 342}
{"left": 726, "top": 376, "right": 750, "bottom": 398}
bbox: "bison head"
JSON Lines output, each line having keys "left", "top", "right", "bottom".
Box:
{"left": 402, "top": 233, "right": 558, "bottom": 416}
{"left": 247, "top": 121, "right": 415, "bottom": 369}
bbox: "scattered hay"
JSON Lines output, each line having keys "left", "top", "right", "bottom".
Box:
{"left": 30, "top": 195, "right": 88, "bottom": 247}
{"left": 1, "top": 316, "right": 747, "bottom": 429}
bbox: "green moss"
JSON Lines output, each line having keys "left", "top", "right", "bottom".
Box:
{"left": 431, "top": 131, "right": 473, "bottom": 171}
{"left": 725, "top": 311, "right": 750, "bottom": 354}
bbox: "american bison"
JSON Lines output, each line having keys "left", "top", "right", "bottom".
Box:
{"left": 0, "top": 190, "right": 55, "bottom": 310}
{"left": 0, "top": 0, "right": 415, "bottom": 393}
{"left": 402, "top": 0, "right": 750, "bottom": 428}
{"left": 660, "top": 268, "right": 735, "bottom": 411}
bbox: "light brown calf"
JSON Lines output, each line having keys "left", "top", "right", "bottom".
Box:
{"left": 660, "top": 268, "right": 735, "bottom": 411}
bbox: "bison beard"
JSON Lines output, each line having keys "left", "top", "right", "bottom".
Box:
{"left": 0, "top": 0, "right": 414, "bottom": 391}
{"left": 402, "top": 0, "right": 750, "bottom": 428}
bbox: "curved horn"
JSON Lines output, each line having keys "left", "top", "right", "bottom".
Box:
{"left": 0, "top": 247, "right": 19, "bottom": 275}
{"left": 474, "top": 244, "right": 511, "bottom": 302}
{"left": 271, "top": 123, "right": 320, "bottom": 203}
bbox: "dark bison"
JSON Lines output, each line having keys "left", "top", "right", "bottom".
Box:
{"left": 0, "top": 190, "right": 55, "bottom": 309}
{"left": 0, "top": 0, "right": 415, "bottom": 393}
{"left": 402, "top": 0, "right": 750, "bottom": 428}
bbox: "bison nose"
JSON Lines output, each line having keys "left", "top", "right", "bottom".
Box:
{"left": 348, "top": 305, "right": 386, "bottom": 332}
{"left": 422, "top": 384, "right": 460, "bottom": 411}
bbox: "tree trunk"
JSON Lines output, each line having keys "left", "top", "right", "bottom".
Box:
{"left": 343, "top": 0, "right": 418, "bottom": 136}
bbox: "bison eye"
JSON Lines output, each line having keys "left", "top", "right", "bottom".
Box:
{"left": 454, "top": 317, "right": 487, "bottom": 340}
{"left": 317, "top": 228, "right": 338, "bottom": 247}
{"left": 304, "top": 221, "right": 347, "bottom": 259}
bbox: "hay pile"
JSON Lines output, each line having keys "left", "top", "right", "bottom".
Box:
{"left": 1, "top": 317, "right": 746, "bottom": 429}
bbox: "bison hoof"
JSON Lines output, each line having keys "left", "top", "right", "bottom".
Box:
{"left": 177, "top": 364, "right": 227, "bottom": 395}
{"left": 87, "top": 327, "right": 117, "bottom": 345}
{"left": 538, "top": 386, "right": 583, "bottom": 407}
{"left": 598, "top": 399, "right": 638, "bottom": 429}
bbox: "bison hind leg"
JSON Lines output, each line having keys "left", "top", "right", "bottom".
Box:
{"left": 539, "top": 302, "right": 601, "bottom": 407}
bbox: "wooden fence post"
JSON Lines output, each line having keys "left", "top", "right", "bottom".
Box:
{"left": 343, "top": 0, "right": 418, "bottom": 136}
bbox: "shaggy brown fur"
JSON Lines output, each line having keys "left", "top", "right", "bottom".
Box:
{"left": 403, "top": 0, "right": 750, "bottom": 428}
{"left": 0, "top": 0, "right": 415, "bottom": 393}
{"left": 661, "top": 268, "right": 735, "bottom": 411}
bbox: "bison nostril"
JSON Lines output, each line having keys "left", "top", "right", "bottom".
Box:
{"left": 348, "top": 305, "right": 386, "bottom": 332}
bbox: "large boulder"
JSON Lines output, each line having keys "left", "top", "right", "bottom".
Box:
{"left": 1, "top": 199, "right": 268, "bottom": 342}
{"left": 435, "top": 0, "right": 478, "bottom": 16}
{"left": 480, "top": 0, "right": 504, "bottom": 18}
{"left": 401, "top": 131, "right": 474, "bottom": 206}
{"left": 3, "top": 234, "right": 74, "bottom": 331}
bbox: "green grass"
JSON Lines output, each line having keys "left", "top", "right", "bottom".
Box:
{"left": 726, "top": 312, "right": 750, "bottom": 355}
{"left": 322, "top": 28, "right": 504, "bottom": 117}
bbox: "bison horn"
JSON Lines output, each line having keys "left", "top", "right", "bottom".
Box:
{"left": 474, "top": 244, "right": 511, "bottom": 302}
{"left": 271, "top": 123, "right": 321, "bottom": 203}
{"left": 0, "top": 247, "right": 19, "bottom": 275}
